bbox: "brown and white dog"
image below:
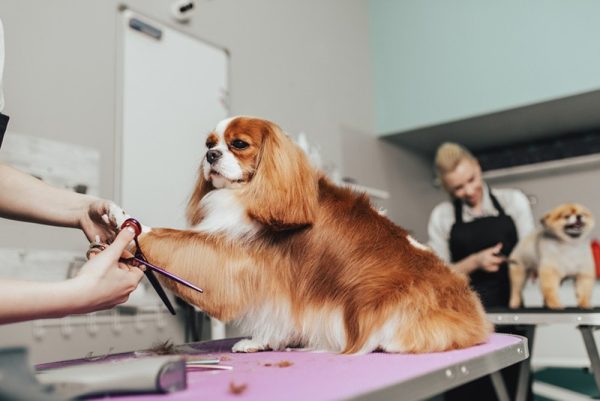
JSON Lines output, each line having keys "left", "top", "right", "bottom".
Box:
{"left": 110, "top": 116, "right": 491, "bottom": 354}
{"left": 509, "top": 203, "right": 596, "bottom": 309}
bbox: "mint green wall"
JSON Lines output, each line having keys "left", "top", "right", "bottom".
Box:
{"left": 369, "top": 0, "right": 600, "bottom": 135}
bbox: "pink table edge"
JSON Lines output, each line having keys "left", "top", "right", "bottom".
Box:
{"left": 43, "top": 333, "right": 529, "bottom": 401}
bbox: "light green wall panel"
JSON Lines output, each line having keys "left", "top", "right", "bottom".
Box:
{"left": 369, "top": 0, "right": 600, "bottom": 135}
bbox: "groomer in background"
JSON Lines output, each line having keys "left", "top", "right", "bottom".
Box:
{"left": 0, "top": 18, "right": 143, "bottom": 324}
{"left": 427, "top": 142, "right": 535, "bottom": 401}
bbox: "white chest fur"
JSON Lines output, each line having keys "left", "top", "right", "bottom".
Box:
{"left": 192, "top": 189, "right": 261, "bottom": 239}
{"left": 539, "top": 237, "right": 595, "bottom": 275}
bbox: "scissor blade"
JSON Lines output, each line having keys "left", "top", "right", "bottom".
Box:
{"left": 134, "top": 258, "right": 204, "bottom": 293}
{"left": 144, "top": 269, "right": 176, "bottom": 315}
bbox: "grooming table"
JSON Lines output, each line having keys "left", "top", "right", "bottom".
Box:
{"left": 487, "top": 307, "right": 600, "bottom": 401}
{"left": 39, "top": 334, "right": 527, "bottom": 401}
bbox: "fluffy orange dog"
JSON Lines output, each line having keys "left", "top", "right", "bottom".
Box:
{"left": 509, "top": 203, "right": 596, "bottom": 309}
{"left": 110, "top": 116, "right": 491, "bottom": 354}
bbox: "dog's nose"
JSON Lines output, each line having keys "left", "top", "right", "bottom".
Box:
{"left": 206, "top": 149, "right": 222, "bottom": 164}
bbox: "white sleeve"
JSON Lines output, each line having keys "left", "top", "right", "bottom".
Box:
{"left": 509, "top": 190, "right": 535, "bottom": 241}
{"left": 427, "top": 204, "right": 452, "bottom": 263}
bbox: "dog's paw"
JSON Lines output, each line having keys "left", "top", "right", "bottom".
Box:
{"left": 232, "top": 339, "right": 268, "bottom": 353}
{"left": 108, "top": 202, "right": 131, "bottom": 231}
{"left": 578, "top": 300, "right": 593, "bottom": 309}
{"left": 545, "top": 301, "right": 565, "bottom": 310}
{"left": 508, "top": 297, "right": 521, "bottom": 309}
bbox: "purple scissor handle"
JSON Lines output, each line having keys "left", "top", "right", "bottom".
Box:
{"left": 119, "top": 218, "right": 203, "bottom": 315}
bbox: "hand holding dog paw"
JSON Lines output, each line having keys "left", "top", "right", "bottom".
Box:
{"left": 79, "top": 198, "right": 123, "bottom": 244}
{"left": 68, "top": 228, "right": 143, "bottom": 314}
{"left": 476, "top": 243, "right": 506, "bottom": 272}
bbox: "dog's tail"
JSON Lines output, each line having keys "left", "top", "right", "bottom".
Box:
{"left": 400, "top": 295, "right": 492, "bottom": 353}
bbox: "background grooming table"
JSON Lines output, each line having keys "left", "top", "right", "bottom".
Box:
{"left": 487, "top": 307, "right": 600, "bottom": 401}
{"left": 40, "top": 334, "right": 527, "bottom": 401}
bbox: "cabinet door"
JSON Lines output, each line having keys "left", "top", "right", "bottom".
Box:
{"left": 117, "top": 10, "right": 229, "bottom": 228}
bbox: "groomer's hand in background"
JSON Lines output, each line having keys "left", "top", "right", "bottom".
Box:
{"left": 0, "top": 228, "right": 143, "bottom": 324}
{"left": 474, "top": 243, "right": 505, "bottom": 273}
{"left": 449, "top": 242, "right": 506, "bottom": 275}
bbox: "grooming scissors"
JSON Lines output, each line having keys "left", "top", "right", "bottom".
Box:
{"left": 88, "top": 218, "right": 203, "bottom": 315}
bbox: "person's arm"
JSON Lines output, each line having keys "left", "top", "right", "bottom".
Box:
{"left": 0, "top": 163, "right": 117, "bottom": 242}
{"left": 0, "top": 228, "right": 143, "bottom": 324}
{"left": 509, "top": 190, "right": 535, "bottom": 240}
{"left": 450, "top": 243, "right": 505, "bottom": 275}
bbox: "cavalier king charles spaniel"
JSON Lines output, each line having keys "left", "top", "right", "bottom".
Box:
{"left": 111, "top": 116, "right": 491, "bottom": 354}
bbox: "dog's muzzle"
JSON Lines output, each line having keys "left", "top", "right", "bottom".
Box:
{"left": 206, "top": 149, "right": 222, "bottom": 164}
{"left": 564, "top": 221, "right": 586, "bottom": 238}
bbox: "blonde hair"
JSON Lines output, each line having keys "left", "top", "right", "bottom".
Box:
{"left": 434, "top": 142, "right": 476, "bottom": 176}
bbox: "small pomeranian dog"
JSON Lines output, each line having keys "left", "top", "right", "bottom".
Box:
{"left": 509, "top": 203, "right": 596, "bottom": 309}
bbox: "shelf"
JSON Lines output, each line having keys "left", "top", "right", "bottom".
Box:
{"left": 429, "top": 154, "right": 600, "bottom": 187}
{"left": 380, "top": 88, "right": 600, "bottom": 158}
{"left": 482, "top": 153, "right": 600, "bottom": 181}
{"left": 30, "top": 307, "right": 175, "bottom": 339}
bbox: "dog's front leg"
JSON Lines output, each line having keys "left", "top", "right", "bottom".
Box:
{"left": 107, "top": 203, "right": 151, "bottom": 234}
{"left": 539, "top": 265, "right": 564, "bottom": 309}
{"left": 508, "top": 261, "right": 527, "bottom": 309}
{"left": 575, "top": 272, "right": 595, "bottom": 309}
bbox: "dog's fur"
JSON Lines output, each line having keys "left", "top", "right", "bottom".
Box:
{"left": 111, "top": 116, "right": 492, "bottom": 354}
{"left": 509, "top": 203, "right": 596, "bottom": 309}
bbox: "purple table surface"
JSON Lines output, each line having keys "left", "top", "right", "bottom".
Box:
{"left": 40, "top": 333, "right": 527, "bottom": 401}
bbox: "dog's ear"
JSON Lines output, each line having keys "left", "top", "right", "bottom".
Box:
{"left": 540, "top": 213, "right": 550, "bottom": 228}
{"left": 240, "top": 122, "right": 318, "bottom": 230}
{"left": 186, "top": 167, "right": 214, "bottom": 226}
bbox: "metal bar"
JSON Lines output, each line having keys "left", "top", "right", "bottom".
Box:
{"left": 490, "top": 370, "right": 511, "bottom": 401}
{"left": 515, "top": 325, "right": 535, "bottom": 401}
{"left": 488, "top": 311, "right": 600, "bottom": 326}
{"left": 579, "top": 325, "right": 600, "bottom": 393}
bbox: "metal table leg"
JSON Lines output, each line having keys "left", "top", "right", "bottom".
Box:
{"left": 578, "top": 325, "right": 600, "bottom": 393}
{"left": 490, "top": 370, "right": 511, "bottom": 401}
{"left": 515, "top": 325, "right": 535, "bottom": 401}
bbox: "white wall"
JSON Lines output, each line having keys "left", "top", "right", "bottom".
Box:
{"left": 341, "top": 126, "right": 436, "bottom": 239}
{"left": 0, "top": 0, "right": 383, "bottom": 363}
{"left": 369, "top": 0, "right": 600, "bottom": 135}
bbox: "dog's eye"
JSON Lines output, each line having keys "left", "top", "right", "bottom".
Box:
{"left": 206, "top": 141, "right": 216, "bottom": 149}
{"left": 231, "top": 139, "right": 249, "bottom": 150}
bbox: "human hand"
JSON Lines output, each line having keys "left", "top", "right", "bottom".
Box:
{"left": 68, "top": 228, "right": 144, "bottom": 314}
{"left": 79, "top": 198, "right": 121, "bottom": 243}
{"left": 475, "top": 243, "right": 506, "bottom": 273}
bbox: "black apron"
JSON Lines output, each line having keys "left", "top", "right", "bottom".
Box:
{"left": 0, "top": 112, "right": 9, "bottom": 150}
{"left": 449, "top": 190, "right": 518, "bottom": 308}
{"left": 445, "top": 189, "right": 532, "bottom": 401}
